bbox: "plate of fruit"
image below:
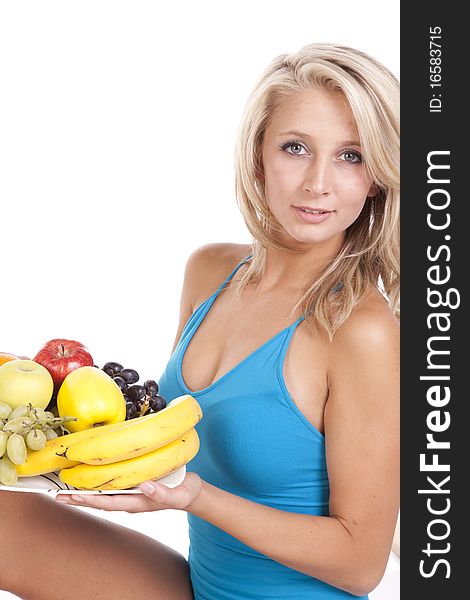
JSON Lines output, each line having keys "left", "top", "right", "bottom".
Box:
{"left": 0, "top": 341, "right": 203, "bottom": 495}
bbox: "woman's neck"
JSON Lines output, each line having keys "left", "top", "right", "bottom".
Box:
{"left": 256, "top": 238, "right": 343, "bottom": 293}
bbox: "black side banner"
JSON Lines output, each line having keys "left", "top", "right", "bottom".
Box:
{"left": 401, "top": 3, "right": 466, "bottom": 597}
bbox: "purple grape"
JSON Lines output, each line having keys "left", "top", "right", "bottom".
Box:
{"left": 144, "top": 380, "right": 159, "bottom": 397}
{"left": 150, "top": 395, "right": 166, "bottom": 412}
{"left": 120, "top": 368, "right": 139, "bottom": 384}
{"left": 113, "top": 376, "right": 128, "bottom": 392}
{"left": 127, "top": 385, "right": 145, "bottom": 402}
{"left": 125, "top": 402, "right": 137, "bottom": 419}
{"left": 103, "top": 362, "right": 124, "bottom": 377}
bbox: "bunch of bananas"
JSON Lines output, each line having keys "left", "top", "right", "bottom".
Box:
{"left": 16, "top": 394, "right": 202, "bottom": 490}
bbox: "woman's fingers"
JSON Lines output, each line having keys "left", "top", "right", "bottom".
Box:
{"left": 54, "top": 472, "right": 203, "bottom": 512}
{"left": 55, "top": 492, "right": 159, "bottom": 513}
{"left": 139, "top": 472, "right": 203, "bottom": 510}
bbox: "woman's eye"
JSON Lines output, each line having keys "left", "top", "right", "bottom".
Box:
{"left": 341, "top": 150, "right": 362, "bottom": 164}
{"left": 282, "top": 142, "right": 307, "bottom": 155}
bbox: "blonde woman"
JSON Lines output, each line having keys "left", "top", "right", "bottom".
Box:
{"left": 0, "top": 43, "right": 399, "bottom": 599}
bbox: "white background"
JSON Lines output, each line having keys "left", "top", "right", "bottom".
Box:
{"left": 0, "top": 1, "right": 399, "bottom": 597}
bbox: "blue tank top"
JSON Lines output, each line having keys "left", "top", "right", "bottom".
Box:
{"left": 158, "top": 256, "right": 367, "bottom": 600}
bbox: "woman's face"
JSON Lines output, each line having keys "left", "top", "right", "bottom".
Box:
{"left": 261, "top": 87, "right": 376, "bottom": 250}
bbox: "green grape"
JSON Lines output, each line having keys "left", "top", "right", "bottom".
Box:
{"left": 0, "top": 402, "right": 12, "bottom": 420}
{"left": 28, "top": 407, "right": 48, "bottom": 425}
{"left": 0, "top": 431, "right": 10, "bottom": 458}
{"left": 45, "top": 411, "right": 55, "bottom": 421}
{"left": 0, "top": 457, "right": 18, "bottom": 486}
{"left": 44, "top": 428, "right": 59, "bottom": 441}
{"left": 8, "top": 405, "right": 31, "bottom": 420}
{"left": 26, "top": 429, "right": 47, "bottom": 451}
{"left": 7, "top": 433, "right": 27, "bottom": 465}
{"left": 3, "top": 417, "right": 34, "bottom": 434}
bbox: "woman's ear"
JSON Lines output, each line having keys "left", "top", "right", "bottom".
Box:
{"left": 367, "top": 183, "right": 379, "bottom": 198}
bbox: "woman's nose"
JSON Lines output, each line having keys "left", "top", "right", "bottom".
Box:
{"left": 303, "top": 158, "right": 331, "bottom": 196}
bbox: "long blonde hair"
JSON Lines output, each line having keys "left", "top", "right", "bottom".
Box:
{"left": 234, "top": 43, "right": 400, "bottom": 339}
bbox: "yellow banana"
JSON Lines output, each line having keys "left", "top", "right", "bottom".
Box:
{"left": 16, "top": 447, "right": 79, "bottom": 477}
{"left": 16, "top": 411, "right": 158, "bottom": 477}
{"left": 65, "top": 394, "right": 202, "bottom": 465}
{"left": 59, "top": 428, "right": 199, "bottom": 490}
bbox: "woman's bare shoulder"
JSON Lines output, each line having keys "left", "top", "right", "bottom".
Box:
{"left": 325, "top": 287, "right": 400, "bottom": 440}
{"left": 332, "top": 288, "right": 399, "bottom": 356}
{"left": 184, "top": 242, "right": 252, "bottom": 308}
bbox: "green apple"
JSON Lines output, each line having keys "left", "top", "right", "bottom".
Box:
{"left": 57, "top": 366, "right": 126, "bottom": 432}
{"left": 0, "top": 359, "right": 54, "bottom": 410}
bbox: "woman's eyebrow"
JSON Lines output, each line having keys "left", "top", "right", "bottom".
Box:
{"left": 277, "top": 130, "right": 361, "bottom": 147}
{"left": 277, "top": 129, "right": 310, "bottom": 138}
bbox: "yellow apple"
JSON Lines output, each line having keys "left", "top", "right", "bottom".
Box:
{"left": 0, "top": 359, "right": 54, "bottom": 410}
{"left": 57, "top": 366, "right": 126, "bottom": 432}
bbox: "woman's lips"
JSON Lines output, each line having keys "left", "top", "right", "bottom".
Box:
{"left": 293, "top": 206, "right": 334, "bottom": 224}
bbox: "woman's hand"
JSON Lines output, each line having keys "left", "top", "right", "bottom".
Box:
{"left": 55, "top": 471, "right": 203, "bottom": 513}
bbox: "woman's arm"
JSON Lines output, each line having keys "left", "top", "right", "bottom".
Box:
{"left": 392, "top": 512, "right": 400, "bottom": 558}
{"left": 59, "top": 275, "right": 398, "bottom": 597}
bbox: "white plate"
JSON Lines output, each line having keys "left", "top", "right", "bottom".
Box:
{"left": 0, "top": 466, "right": 186, "bottom": 496}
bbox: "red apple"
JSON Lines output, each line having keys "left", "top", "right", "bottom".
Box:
{"left": 33, "top": 339, "right": 94, "bottom": 392}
